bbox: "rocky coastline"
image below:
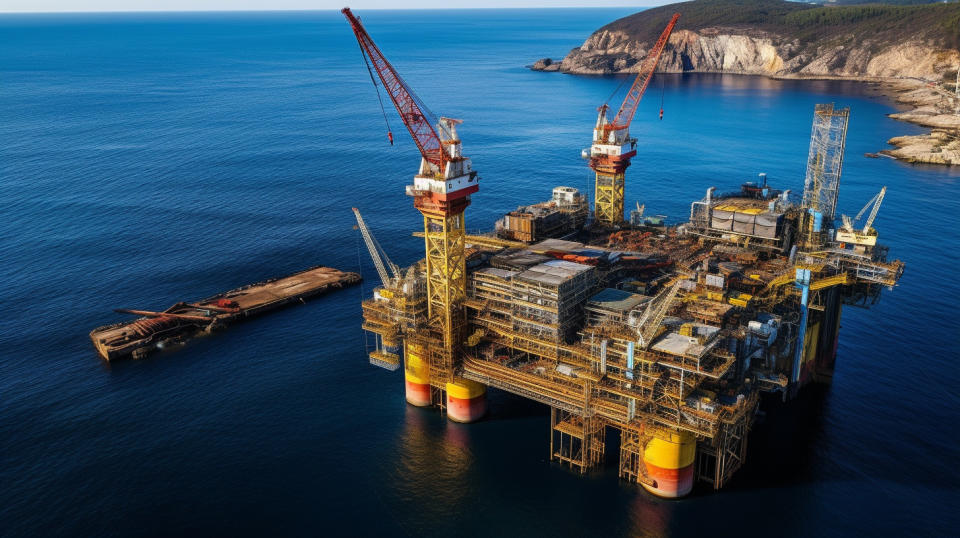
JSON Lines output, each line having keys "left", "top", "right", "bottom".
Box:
{"left": 879, "top": 80, "right": 960, "bottom": 165}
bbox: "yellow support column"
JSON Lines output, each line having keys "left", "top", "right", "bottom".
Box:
{"left": 403, "top": 340, "right": 431, "bottom": 407}
{"left": 421, "top": 210, "right": 467, "bottom": 353}
{"left": 594, "top": 171, "right": 625, "bottom": 226}
{"left": 642, "top": 429, "right": 696, "bottom": 498}
{"left": 445, "top": 377, "right": 487, "bottom": 423}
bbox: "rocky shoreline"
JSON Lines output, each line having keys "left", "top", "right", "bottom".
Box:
{"left": 878, "top": 80, "right": 960, "bottom": 165}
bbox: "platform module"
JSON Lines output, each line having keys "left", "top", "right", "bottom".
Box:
{"left": 345, "top": 7, "right": 902, "bottom": 499}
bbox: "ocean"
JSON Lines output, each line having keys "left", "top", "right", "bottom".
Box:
{"left": 1, "top": 9, "right": 958, "bottom": 537}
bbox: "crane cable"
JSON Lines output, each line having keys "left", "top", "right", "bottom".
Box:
{"left": 658, "top": 68, "right": 665, "bottom": 120}
{"left": 356, "top": 39, "right": 394, "bottom": 145}
{"left": 603, "top": 61, "right": 664, "bottom": 120}
{"left": 604, "top": 71, "right": 633, "bottom": 109}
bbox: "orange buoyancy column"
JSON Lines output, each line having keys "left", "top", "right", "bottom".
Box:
{"left": 404, "top": 342, "right": 432, "bottom": 407}
{"left": 445, "top": 378, "right": 486, "bottom": 423}
{"left": 643, "top": 430, "right": 696, "bottom": 498}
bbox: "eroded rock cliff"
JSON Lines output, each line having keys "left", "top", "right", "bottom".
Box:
{"left": 533, "top": 0, "right": 960, "bottom": 80}
{"left": 540, "top": 28, "right": 958, "bottom": 81}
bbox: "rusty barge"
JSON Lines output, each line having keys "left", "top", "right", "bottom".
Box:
{"left": 90, "top": 266, "right": 361, "bottom": 361}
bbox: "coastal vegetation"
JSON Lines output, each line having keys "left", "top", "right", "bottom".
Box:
{"left": 604, "top": 0, "right": 960, "bottom": 51}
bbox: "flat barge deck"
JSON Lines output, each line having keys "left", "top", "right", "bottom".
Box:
{"left": 90, "top": 266, "right": 361, "bottom": 361}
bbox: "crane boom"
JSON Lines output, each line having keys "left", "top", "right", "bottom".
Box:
{"left": 862, "top": 186, "right": 886, "bottom": 234}
{"left": 835, "top": 186, "right": 886, "bottom": 247}
{"left": 638, "top": 280, "right": 681, "bottom": 348}
{"left": 841, "top": 186, "right": 886, "bottom": 233}
{"left": 610, "top": 13, "right": 680, "bottom": 132}
{"left": 342, "top": 7, "right": 447, "bottom": 170}
{"left": 353, "top": 207, "right": 400, "bottom": 288}
{"left": 853, "top": 190, "right": 878, "bottom": 221}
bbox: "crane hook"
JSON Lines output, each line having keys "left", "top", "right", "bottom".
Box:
{"left": 659, "top": 70, "right": 665, "bottom": 120}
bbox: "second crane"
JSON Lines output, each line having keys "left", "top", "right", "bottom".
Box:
{"left": 587, "top": 13, "right": 680, "bottom": 226}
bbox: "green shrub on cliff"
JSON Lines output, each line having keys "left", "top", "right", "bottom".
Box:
{"left": 604, "top": 0, "right": 960, "bottom": 50}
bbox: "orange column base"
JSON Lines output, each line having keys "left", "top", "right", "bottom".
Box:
{"left": 642, "top": 462, "right": 694, "bottom": 498}
{"left": 445, "top": 379, "right": 486, "bottom": 423}
{"left": 447, "top": 393, "right": 486, "bottom": 423}
{"left": 405, "top": 377, "right": 432, "bottom": 407}
{"left": 642, "top": 430, "right": 696, "bottom": 498}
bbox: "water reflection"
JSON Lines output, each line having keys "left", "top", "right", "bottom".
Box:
{"left": 599, "top": 71, "right": 879, "bottom": 96}
{"left": 390, "top": 405, "right": 475, "bottom": 521}
{"left": 626, "top": 490, "right": 672, "bottom": 538}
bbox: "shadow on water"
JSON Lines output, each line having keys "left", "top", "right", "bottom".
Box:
{"left": 725, "top": 383, "right": 832, "bottom": 491}
{"left": 383, "top": 377, "right": 835, "bottom": 535}
{"left": 486, "top": 386, "right": 551, "bottom": 421}
{"left": 479, "top": 382, "right": 833, "bottom": 494}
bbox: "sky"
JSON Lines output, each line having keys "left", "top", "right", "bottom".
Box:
{"left": 1, "top": 1, "right": 664, "bottom": 13}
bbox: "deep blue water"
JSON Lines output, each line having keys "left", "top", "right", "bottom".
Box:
{"left": 2, "top": 9, "right": 958, "bottom": 537}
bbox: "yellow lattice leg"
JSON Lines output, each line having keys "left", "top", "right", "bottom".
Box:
{"left": 594, "top": 171, "right": 624, "bottom": 226}
{"left": 421, "top": 210, "right": 466, "bottom": 354}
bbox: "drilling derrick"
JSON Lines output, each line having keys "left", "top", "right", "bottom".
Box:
{"left": 802, "top": 103, "right": 849, "bottom": 247}
{"left": 345, "top": 8, "right": 486, "bottom": 420}
{"left": 587, "top": 13, "right": 679, "bottom": 226}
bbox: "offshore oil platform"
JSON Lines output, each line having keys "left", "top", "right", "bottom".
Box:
{"left": 343, "top": 9, "right": 904, "bottom": 497}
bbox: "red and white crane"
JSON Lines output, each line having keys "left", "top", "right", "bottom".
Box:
{"left": 587, "top": 13, "right": 680, "bottom": 226}
{"left": 343, "top": 7, "right": 478, "bottom": 217}
{"left": 344, "top": 7, "right": 476, "bottom": 359}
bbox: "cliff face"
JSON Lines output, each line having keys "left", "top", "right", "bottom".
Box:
{"left": 552, "top": 28, "right": 958, "bottom": 81}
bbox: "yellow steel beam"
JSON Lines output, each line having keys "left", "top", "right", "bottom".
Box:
{"left": 595, "top": 171, "right": 625, "bottom": 226}
{"left": 413, "top": 231, "right": 525, "bottom": 250}
{"left": 809, "top": 273, "right": 851, "bottom": 290}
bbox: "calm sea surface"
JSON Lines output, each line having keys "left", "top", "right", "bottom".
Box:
{"left": 1, "top": 9, "right": 958, "bottom": 537}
